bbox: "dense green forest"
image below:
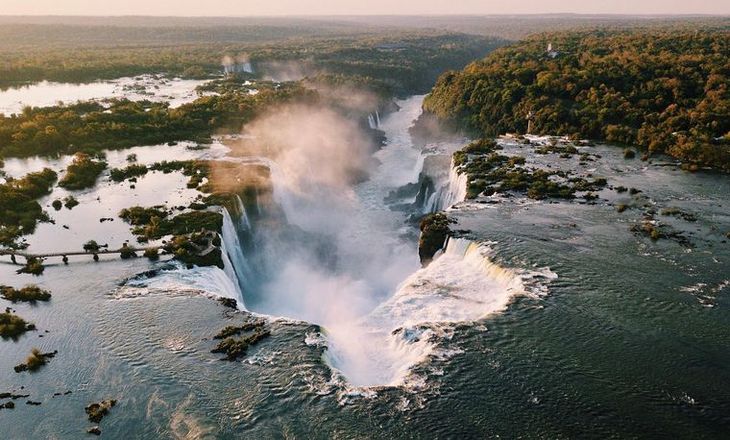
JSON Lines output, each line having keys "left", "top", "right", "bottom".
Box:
{"left": 0, "top": 33, "right": 503, "bottom": 95}
{"left": 1, "top": 15, "right": 724, "bottom": 47}
{"left": 0, "top": 82, "right": 313, "bottom": 157}
{"left": 0, "top": 30, "right": 504, "bottom": 158}
{"left": 424, "top": 29, "right": 730, "bottom": 170}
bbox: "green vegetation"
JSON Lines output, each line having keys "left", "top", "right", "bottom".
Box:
{"left": 211, "top": 325, "right": 271, "bottom": 361}
{"left": 424, "top": 29, "right": 730, "bottom": 170}
{"left": 452, "top": 138, "right": 608, "bottom": 200}
{"left": 124, "top": 210, "right": 222, "bottom": 241}
{"left": 0, "top": 25, "right": 500, "bottom": 94}
{"left": 63, "top": 196, "right": 79, "bottom": 209}
{"left": 0, "top": 310, "right": 35, "bottom": 339}
{"left": 0, "top": 29, "right": 504, "bottom": 159}
{"left": 163, "top": 231, "right": 224, "bottom": 268}
{"left": 0, "top": 100, "right": 212, "bottom": 157}
{"left": 109, "top": 164, "right": 148, "bottom": 182}
{"left": 16, "top": 257, "right": 44, "bottom": 276}
{"left": 213, "top": 319, "right": 267, "bottom": 340}
{"left": 119, "top": 244, "right": 137, "bottom": 260}
{"left": 0, "top": 168, "right": 57, "bottom": 248}
{"left": 58, "top": 153, "right": 108, "bottom": 190}
{"left": 143, "top": 248, "right": 159, "bottom": 261}
{"left": 119, "top": 206, "right": 169, "bottom": 226}
{"left": 14, "top": 348, "right": 57, "bottom": 373}
{"left": 83, "top": 240, "right": 102, "bottom": 252}
{"left": 0, "top": 84, "right": 310, "bottom": 157}
{"left": 120, "top": 204, "right": 227, "bottom": 266}
{"left": 160, "top": 211, "right": 224, "bottom": 237}
{"left": 0, "top": 285, "right": 51, "bottom": 303}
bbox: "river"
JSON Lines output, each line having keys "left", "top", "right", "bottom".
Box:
{"left": 1, "top": 95, "right": 729, "bottom": 438}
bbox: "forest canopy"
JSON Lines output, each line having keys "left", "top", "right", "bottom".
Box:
{"left": 423, "top": 29, "right": 730, "bottom": 170}
{"left": 0, "top": 32, "right": 503, "bottom": 95}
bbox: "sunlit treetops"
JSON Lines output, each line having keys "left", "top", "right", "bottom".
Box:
{"left": 424, "top": 29, "right": 730, "bottom": 170}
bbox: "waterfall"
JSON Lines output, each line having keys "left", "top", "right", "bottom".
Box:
{"left": 220, "top": 207, "right": 253, "bottom": 306}
{"left": 255, "top": 187, "right": 262, "bottom": 215}
{"left": 326, "top": 236, "right": 530, "bottom": 387}
{"left": 235, "top": 195, "right": 251, "bottom": 231}
{"left": 375, "top": 110, "right": 381, "bottom": 127}
{"left": 223, "top": 62, "right": 254, "bottom": 75}
{"left": 421, "top": 158, "right": 468, "bottom": 213}
{"left": 442, "top": 160, "right": 468, "bottom": 209}
{"left": 368, "top": 113, "right": 377, "bottom": 130}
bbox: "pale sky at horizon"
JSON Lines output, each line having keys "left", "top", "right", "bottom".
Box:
{"left": 1, "top": 0, "right": 728, "bottom": 16}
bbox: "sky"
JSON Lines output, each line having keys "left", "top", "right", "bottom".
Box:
{"left": 1, "top": 0, "right": 728, "bottom": 16}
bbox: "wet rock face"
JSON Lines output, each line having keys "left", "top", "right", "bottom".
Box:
{"left": 418, "top": 213, "right": 453, "bottom": 267}
{"left": 211, "top": 319, "right": 270, "bottom": 361}
{"left": 85, "top": 399, "right": 116, "bottom": 423}
{"left": 218, "top": 298, "right": 238, "bottom": 310}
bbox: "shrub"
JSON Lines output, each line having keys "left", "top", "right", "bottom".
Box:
{"left": 0, "top": 285, "right": 51, "bottom": 303}
{"left": 119, "top": 206, "right": 169, "bottom": 225}
{"left": 58, "top": 153, "right": 108, "bottom": 190}
{"left": 110, "top": 164, "right": 148, "bottom": 182}
{"left": 14, "top": 348, "right": 57, "bottom": 373}
{"left": 83, "top": 240, "right": 100, "bottom": 252}
{"left": 143, "top": 248, "right": 159, "bottom": 261}
{"left": 63, "top": 196, "right": 79, "bottom": 209}
{"left": 0, "top": 311, "right": 35, "bottom": 339}
{"left": 16, "top": 257, "right": 44, "bottom": 276}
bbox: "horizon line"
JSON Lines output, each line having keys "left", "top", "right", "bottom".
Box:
{"left": 0, "top": 13, "right": 728, "bottom": 18}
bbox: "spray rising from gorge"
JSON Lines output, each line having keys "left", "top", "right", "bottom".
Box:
{"left": 186, "top": 95, "right": 539, "bottom": 387}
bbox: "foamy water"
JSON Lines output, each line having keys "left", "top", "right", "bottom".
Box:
{"left": 327, "top": 238, "right": 530, "bottom": 387}
{"left": 239, "top": 96, "right": 546, "bottom": 387}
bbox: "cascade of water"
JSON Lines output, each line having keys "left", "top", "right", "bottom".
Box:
{"left": 255, "top": 187, "right": 262, "bottom": 215}
{"left": 235, "top": 195, "right": 251, "bottom": 231}
{"left": 219, "top": 239, "right": 244, "bottom": 304}
{"left": 442, "top": 161, "right": 468, "bottom": 208}
{"left": 325, "top": 236, "right": 529, "bottom": 387}
{"left": 375, "top": 110, "right": 381, "bottom": 127}
{"left": 230, "top": 95, "right": 542, "bottom": 389}
{"left": 368, "top": 113, "right": 377, "bottom": 130}
{"left": 422, "top": 158, "right": 468, "bottom": 213}
{"left": 220, "top": 207, "right": 253, "bottom": 305}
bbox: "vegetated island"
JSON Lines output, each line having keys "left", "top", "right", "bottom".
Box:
{"left": 423, "top": 28, "right": 730, "bottom": 171}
